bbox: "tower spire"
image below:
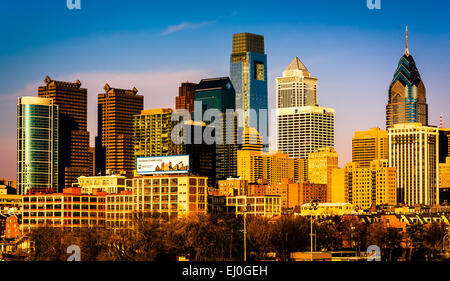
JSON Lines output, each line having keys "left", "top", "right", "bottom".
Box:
{"left": 405, "top": 25, "right": 409, "bottom": 56}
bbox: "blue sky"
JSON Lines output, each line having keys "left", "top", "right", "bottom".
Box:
{"left": 1, "top": 0, "right": 450, "bottom": 179}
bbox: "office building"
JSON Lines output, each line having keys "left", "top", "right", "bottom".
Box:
{"left": 96, "top": 84, "right": 144, "bottom": 177}
{"left": 38, "top": 76, "right": 90, "bottom": 190}
{"left": 194, "top": 77, "right": 239, "bottom": 180}
{"left": 276, "top": 106, "right": 335, "bottom": 159}
{"left": 439, "top": 157, "right": 450, "bottom": 205}
{"left": 230, "top": 32, "right": 268, "bottom": 131}
{"left": 175, "top": 82, "right": 198, "bottom": 113}
{"left": 439, "top": 128, "right": 450, "bottom": 163}
{"left": 217, "top": 178, "right": 248, "bottom": 196}
{"left": 134, "top": 109, "right": 215, "bottom": 185}
{"left": 386, "top": 26, "right": 428, "bottom": 129}
{"left": 225, "top": 195, "right": 281, "bottom": 217}
{"left": 344, "top": 160, "right": 397, "bottom": 209}
{"left": 352, "top": 128, "right": 389, "bottom": 167}
{"left": 237, "top": 150, "right": 299, "bottom": 185}
{"left": 276, "top": 56, "right": 317, "bottom": 108}
{"left": 17, "top": 97, "right": 58, "bottom": 195}
{"left": 308, "top": 147, "right": 338, "bottom": 202}
{"left": 132, "top": 175, "right": 208, "bottom": 219}
{"left": 389, "top": 123, "right": 439, "bottom": 206}
{"left": 22, "top": 187, "right": 106, "bottom": 230}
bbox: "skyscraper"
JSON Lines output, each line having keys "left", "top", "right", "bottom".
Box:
{"left": 352, "top": 128, "right": 389, "bottom": 168}
{"left": 276, "top": 58, "right": 335, "bottom": 162}
{"left": 386, "top": 26, "right": 428, "bottom": 129}
{"left": 276, "top": 57, "right": 317, "bottom": 108}
{"left": 96, "top": 84, "right": 144, "bottom": 177}
{"left": 276, "top": 106, "right": 335, "bottom": 159}
{"left": 38, "top": 76, "right": 90, "bottom": 190}
{"left": 175, "top": 82, "right": 198, "bottom": 113}
{"left": 230, "top": 32, "right": 268, "bottom": 132}
{"left": 194, "top": 77, "right": 239, "bottom": 181}
{"left": 134, "top": 108, "right": 216, "bottom": 186}
{"left": 17, "top": 97, "right": 58, "bottom": 195}
{"left": 389, "top": 123, "right": 439, "bottom": 206}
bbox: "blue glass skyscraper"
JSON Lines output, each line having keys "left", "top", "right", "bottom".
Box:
{"left": 230, "top": 32, "right": 268, "bottom": 138}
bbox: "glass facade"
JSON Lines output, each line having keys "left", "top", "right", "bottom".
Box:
{"left": 230, "top": 33, "right": 268, "bottom": 135}
{"left": 17, "top": 97, "right": 58, "bottom": 195}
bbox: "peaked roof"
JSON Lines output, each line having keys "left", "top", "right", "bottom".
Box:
{"left": 285, "top": 57, "right": 308, "bottom": 72}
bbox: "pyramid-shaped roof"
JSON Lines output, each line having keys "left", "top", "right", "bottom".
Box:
{"left": 285, "top": 56, "right": 308, "bottom": 72}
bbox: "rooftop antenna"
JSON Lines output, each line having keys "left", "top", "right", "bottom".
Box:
{"left": 405, "top": 25, "right": 409, "bottom": 56}
{"left": 440, "top": 114, "right": 443, "bottom": 129}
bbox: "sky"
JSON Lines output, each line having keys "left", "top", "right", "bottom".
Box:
{"left": 1, "top": 0, "right": 450, "bottom": 180}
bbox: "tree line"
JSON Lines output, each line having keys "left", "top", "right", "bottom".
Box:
{"left": 10, "top": 213, "right": 449, "bottom": 261}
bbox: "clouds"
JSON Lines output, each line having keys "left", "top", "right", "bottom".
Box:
{"left": 161, "top": 21, "right": 216, "bottom": 35}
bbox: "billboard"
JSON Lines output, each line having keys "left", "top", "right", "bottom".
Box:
{"left": 136, "top": 155, "right": 190, "bottom": 175}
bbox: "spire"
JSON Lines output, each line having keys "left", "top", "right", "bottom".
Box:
{"left": 405, "top": 25, "right": 409, "bottom": 56}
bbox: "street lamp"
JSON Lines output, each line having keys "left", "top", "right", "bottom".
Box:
{"left": 309, "top": 199, "right": 318, "bottom": 261}
{"left": 243, "top": 202, "right": 251, "bottom": 262}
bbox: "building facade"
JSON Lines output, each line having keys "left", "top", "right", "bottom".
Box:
{"left": 386, "top": 26, "right": 428, "bottom": 129}
{"left": 352, "top": 128, "right": 389, "bottom": 167}
{"left": 308, "top": 147, "right": 338, "bottom": 202}
{"left": 74, "top": 175, "right": 129, "bottom": 195}
{"left": 38, "top": 76, "right": 90, "bottom": 190}
{"left": 230, "top": 32, "right": 268, "bottom": 131}
{"left": 22, "top": 188, "right": 106, "bottom": 230}
{"left": 96, "top": 84, "right": 144, "bottom": 177}
{"left": 17, "top": 97, "right": 58, "bottom": 195}
{"left": 175, "top": 82, "right": 198, "bottom": 113}
{"left": 389, "top": 123, "right": 439, "bottom": 206}
{"left": 194, "top": 77, "right": 239, "bottom": 181}
{"left": 237, "top": 150, "right": 299, "bottom": 185}
{"left": 344, "top": 160, "right": 397, "bottom": 209}
{"left": 276, "top": 56, "right": 317, "bottom": 108}
{"left": 276, "top": 106, "right": 335, "bottom": 159}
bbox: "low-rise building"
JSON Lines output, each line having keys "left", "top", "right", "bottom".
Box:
{"left": 73, "top": 175, "right": 129, "bottom": 195}
{"left": 225, "top": 195, "right": 281, "bottom": 217}
{"left": 21, "top": 188, "right": 106, "bottom": 230}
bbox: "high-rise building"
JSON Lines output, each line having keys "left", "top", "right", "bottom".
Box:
{"left": 352, "top": 128, "right": 389, "bottom": 167}
{"left": 237, "top": 150, "right": 300, "bottom": 184}
{"left": 88, "top": 147, "right": 95, "bottom": 176}
{"left": 386, "top": 26, "right": 428, "bottom": 129}
{"left": 38, "top": 76, "right": 90, "bottom": 190}
{"left": 96, "top": 84, "right": 144, "bottom": 177}
{"left": 439, "top": 157, "right": 450, "bottom": 205}
{"left": 276, "top": 57, "right": 317, "bottom": 108}
{"left": 134, "top": 109, "right": 215, "bottom": 185}
{"left": 438, "top": 128, "right": 450, "bottom": 163}
{"left": 276, "top": 106, "right": 335, "bottom": 159}
{"left": 308, "top": 147, "right": 338, "bottom": 202}
{"left": 194, "top": 77, "right": 239, "bottom": 181}
{"left": 175, "top": 82, "right": 198, "bottom": 113}
{"left": 230, "top": 32, "right": 268, "bottom": 132}
{"left": 389, "top": 123, "right": 439, "bottom": 206}
{"left": 344, "top": 160, "right": 397, "bottom": 209}
{"left": 17, "top": 97, "right": 58, "bottom": 195}
{"left": 134, "top": 108, "right": 182, "bottom": 158}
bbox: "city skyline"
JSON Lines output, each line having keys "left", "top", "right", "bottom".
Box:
{"left": 2, "top": 0, "right": 450, "bottom": 180}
